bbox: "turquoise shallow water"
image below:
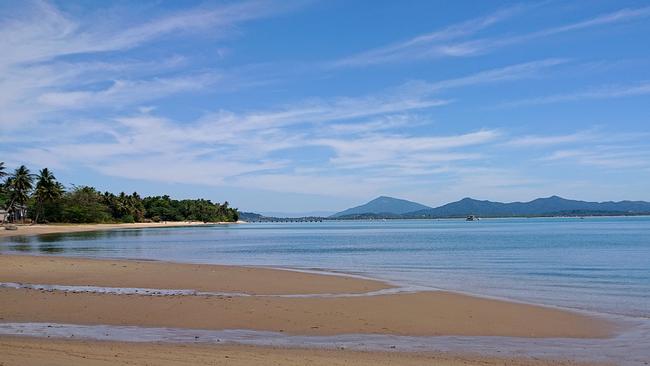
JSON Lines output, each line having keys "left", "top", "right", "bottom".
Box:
{"left": 1, "top": 216, "right": 649, "bottom": 318}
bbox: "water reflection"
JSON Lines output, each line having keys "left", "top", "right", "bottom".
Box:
{"left": 0, "top": 228, "right": 145, "bottom": 245}
{"left": 36, "top": 229, "right": 145, "bottom": 242}
{"left": 5, "top": 236, "right": 30, "bottom": 244}
{"left": 37, "top": 244, "right": 65, "bottom": 253}
{"left": 0, "top": 228, "right": 148, "bottom": 255}
{"left": 8, "top": 244, "right": 32, "bottom": 252}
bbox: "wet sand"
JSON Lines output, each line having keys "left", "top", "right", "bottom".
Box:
{"left": 0, "top": 255, "right": 388, "bottom": 295}
{"left": 0, "top": 287, "right": 614, "bottom": 338}
{"left": 0, "top": 337, "right": 605, "bottom": 366}
{"left": 0, "top": 255, "right": 614, "bottom": 338}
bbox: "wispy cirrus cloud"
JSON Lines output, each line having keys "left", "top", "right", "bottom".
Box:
{"left": 5, "top": 56, "right": 568, "bottom": 197}
{"left": 0, "top": 0, "right": 300, "bottom": 129}
{"left": 330, "top": 6, "right": 650, "bottom": 67}
{"left": 3, "top": 1, "right": 649, "bottom": 207}
{"left": 500, "top": 81, "right": 650, "bottom": 107}
{"left": 37, "top": 73, "right": 220, "bottom": 109}
{"left": 505, "top": 130, "right": 599, "bottom": 147}
{"left": 330, "top": 5, "right": 527, "bottom": 67}
{"left": 400, "top": 58, "right": 568, "bottom": 95}
{"left": 0, "top": 0, "right": 301, "bottom": 68}
{"left": 540, "top": 146, "right": 650, "bottom": 169}
{"left": 319, "top": 130, "right": 499, "bottom": 170}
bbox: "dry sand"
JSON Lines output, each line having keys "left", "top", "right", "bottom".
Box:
{"left": 0, "top": 337, "right": 606, "bottom": 366}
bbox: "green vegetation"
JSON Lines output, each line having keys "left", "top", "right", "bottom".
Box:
{"left": 0, "top": 162, "right": 238, "bottom": 224}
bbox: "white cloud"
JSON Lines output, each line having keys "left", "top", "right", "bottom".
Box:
{"left": 4, "top": 2, "right": 648, "bottom": 205}
{"left": 0, "top": 0, "right": 297, "bottom": 129}
{"left": 37, "top": 74, "right": 219, "bottom": 108}
{"left": 407, "top": 59, "right": 568, "bottom": 93}
{"left": 331, "top": 5, "right": 527, "bottom": 67}
{"left": 505, "top": 131, "right": 598, "bottom": 147}
{"left": 0, "top": 0, "right": 296, "bottom": 69}
{"left": 501, "top": 81, "right": 650, "bottom": 107}
{"left": 330, "top": 6, "right": 650, "bottom": 67}
{"left": 3, "top": 56, "right": 574, "bottom": 198}
{"left": 540, "top": 146, "right": 650, "bottom": 169}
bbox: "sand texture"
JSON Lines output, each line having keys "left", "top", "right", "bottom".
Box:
{"left": 0, "top": 255, "right": 614, "bottom": 338}
{"left": 0, "top": 337, "right": 607, "bottom": 366}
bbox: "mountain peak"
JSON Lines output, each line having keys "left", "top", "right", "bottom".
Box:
{"left": 373, "top": 195, "right": 395, "bottom": 201}
{"left": 406, "top": 196, "right": 650, "bottom": 218}
{"left": 546, "top": 195, "right": 564, "bottom": 200}
{"left": 330, "top": 196, "right": 431, "bottom": 218}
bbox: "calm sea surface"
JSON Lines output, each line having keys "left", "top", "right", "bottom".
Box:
{"left": 2, "top": 217, "right": 649, "bottom": 318}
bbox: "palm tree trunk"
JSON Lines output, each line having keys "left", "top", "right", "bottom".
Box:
{"left": 5, "top": 196, "right": 16, "bottom": 224}
{"left": 34, "top": 199, "right": 42, "bottom": 224}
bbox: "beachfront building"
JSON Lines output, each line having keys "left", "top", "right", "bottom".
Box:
{"left": 3, "top": 205, "right": 28, "bottom": 223}
{"left": 0, "top": 209, "right": 7, "bottom": 223}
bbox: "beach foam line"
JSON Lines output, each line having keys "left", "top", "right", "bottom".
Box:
{"left": 1, "top": 322, "right": 648, "bottom": 365}
{"left": 0, "top": 282, "right": 425, "bottom": 298}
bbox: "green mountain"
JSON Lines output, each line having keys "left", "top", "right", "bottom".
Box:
{"left": 407, "top": 196, "right": 650, "bottom": 217}
{"left": 330, "top": 196, "right": 431, "bottom": 218}
{"left": 331, "top": 195, "right": 650, "bottom": 219}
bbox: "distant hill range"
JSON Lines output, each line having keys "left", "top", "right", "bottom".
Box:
{"left": 331, "top": 196, "right": 650, "bottom": 219}
{"left": 329, "top": 196, "right": 431, "bottom": 218}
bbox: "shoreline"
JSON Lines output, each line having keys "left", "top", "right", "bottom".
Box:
{"left": 0, "top": 221, "right": 238, "bottom": 239}
{"left": 0, "top": 254, "right": 616, "bottom": 339}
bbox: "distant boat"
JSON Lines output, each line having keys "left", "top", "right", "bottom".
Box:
{"left": 466, "top": 215, "right": 479, "bottom": 221}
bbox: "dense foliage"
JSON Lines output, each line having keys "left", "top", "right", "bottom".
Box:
{"left": 0, "top": 163, "right": 238, "bottom": 224}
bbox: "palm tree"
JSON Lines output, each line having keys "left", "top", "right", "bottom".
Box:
{"left": 0, "top": 161, "right": 6, "bottom": 196}
{"left": 0, "top": 162, "right": 6, "bottom": 196}
{"left": 0, "top": 162, "right": 7, "bottom": 224}
{"left": 6, "top": 165, "right": 35, "bottom": 223}
{"left": 34, "top": 168, "right": 64, "bottom": 223}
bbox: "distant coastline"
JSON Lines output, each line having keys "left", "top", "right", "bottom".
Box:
{"left": 241, "top": 212, "right": 650, "bottom": 222}
{"left": 241, "top": 195, "right": 650, "bottom": 222}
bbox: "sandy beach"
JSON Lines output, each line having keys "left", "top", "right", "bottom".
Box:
{"left": 0, "top": 222, "right": 220, "bottom": 238}
{"left": 0, "top": 337, "right": 605, "bottom": 366}
{"left": 0, "top": 254, "right": 614, "bottom": 338}
{"left": 0, "top": 254, "right": 388, "bottom": 295}
{"left": 0, "top": 225, "right": 617, "bottom": 365}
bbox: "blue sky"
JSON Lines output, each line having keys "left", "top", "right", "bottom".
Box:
{"left": 1, "top": 0, "right": 649, "bottom": 214}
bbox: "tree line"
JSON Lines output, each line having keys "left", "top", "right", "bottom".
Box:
{"left": 0, "top": 162, "right": 238, "bottom": 224}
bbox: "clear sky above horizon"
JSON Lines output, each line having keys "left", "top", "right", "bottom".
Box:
{"left": 1, "top": 0, "right": 649, "bottom": 214}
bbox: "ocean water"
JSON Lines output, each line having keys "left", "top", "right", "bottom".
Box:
{"left": 1, "top": 217, "right": 649, "bottom": 319}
